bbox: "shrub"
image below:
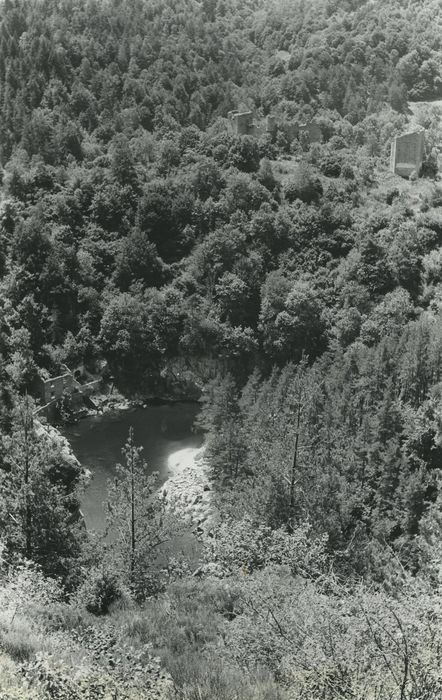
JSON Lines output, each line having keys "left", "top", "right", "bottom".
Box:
{"left": 75, "top": 567, "right": 127, "bottom": 616}
{"left": 226, "top": 569, "right": 442, "bottom": 699}
{"left": 421, "top": 148, "right": 439, "bottom": 178}
{"left": 283, "top": 163, "right": 323, "bottom": 204}
{"left": 206, "top": 516, "right": 328, "bottom": 577}
{"left": 430, "top": 186, "right": 442, "bottom": 207}
{"left": 333, "top": 306, "right": 363, "bottom": 346}
{"left": 386, "top": 187, "right": 400, "bottom": 204}
{"left": 0, "top": 624, "right": 39, "bottom": 662}
{"left": 0, "top": 653, "right": 46, "bottom": 700}
{"left": 422, "top": 246, "right": 442, "bottom": 285}
{"left": 319, "top": 152, "right": 342, "bottom": 177}
{"left": 228, "top": 136, "right": 261, "bottom": 172}
{"left": 177, "top": 664, "right": 288, "bottom": 700}
{"left": 341, "top": 162, "right": 355, "bottom": 179}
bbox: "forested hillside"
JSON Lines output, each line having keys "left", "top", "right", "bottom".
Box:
{"left": 3, "top": 0, "right": 442, "bottom": 697}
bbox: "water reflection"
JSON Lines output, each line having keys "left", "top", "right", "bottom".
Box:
{"left": 63, "top": 403, "right": 202, "bottom": 531}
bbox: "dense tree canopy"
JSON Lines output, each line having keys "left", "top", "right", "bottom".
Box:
{"left": 3, "top": 0, "right": 442, "bottom": 696}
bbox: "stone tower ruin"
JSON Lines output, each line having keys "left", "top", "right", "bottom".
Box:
{"left": 227, "top": 110, "right": 276, "bottom": 138}
{"left": 390, "top": 128, "right": 425, "bottom": 178}
{"left": 227, "top": 110, "right": 254, "bottom": 136}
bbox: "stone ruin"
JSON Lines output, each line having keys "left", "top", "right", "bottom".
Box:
{"left": 227, "top": 110, "right": 254, "bottom": 135}
{"left": 390, "top": 128, "right": 425, "bottom": 178}
{"left": 273, "top": 117, "right": 322, "bottom": 145}
{"left": 227, "top": 110, "right": 276, "bottom": 138}
{"left": 227, "top": 110, "right": 322, "bottom": 145}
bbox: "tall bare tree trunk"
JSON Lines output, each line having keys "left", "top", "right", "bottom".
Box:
{"left": 288, "top": 397, "right": 302, "bottom": 534}
{"left": 129, "top": 428, "right": 136, "bottom": 578}
{"left": 21, "top": 397, "right": 33, "bottom": 559}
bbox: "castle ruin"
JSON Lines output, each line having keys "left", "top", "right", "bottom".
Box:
{"left": 227, "top": 110, "right": 277, "bottom": 138}
{"left": 277, "top": 118, "right": 322, "bottom": 145}
{"left": 390, "top": 128, "right": 425, "bottom": 178}
{"left": 33, "top": 364, "right": 102, "bottom": 416}
{"left": 227, "top": 110, "right": 322, "bottom": 145}
{"left": 36, "top": 370, "right": 74, "bottom": 404}
{"left": 228, "top": 110, "right": 254, "bottom": 136}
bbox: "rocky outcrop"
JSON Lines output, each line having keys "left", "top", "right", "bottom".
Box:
{"left": 34, "top": 420, "right": 81, "bottom": 470}
{"left": 34, "top": 420, "right": 91, "bottom": 501}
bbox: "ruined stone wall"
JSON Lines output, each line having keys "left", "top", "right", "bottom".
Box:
{"left": 390, "top": 129, "right": 425, "bottom": 177}
{"left": 283, "top": 119, "right": 322, "bottom": 144}
{"left": 228, "top": 110, "right": 276, "bottom": 138}
{"left": 227, "top": 110, "right": 324, "bottom": 144}
{"left": 266, "top": 115, "right": 276, "bottom": 133}
{"left": 228, "top": 110, "right": 254, "bottom": 135}
{"left": 37, "top": 372, "right": 74, "bottom": 404}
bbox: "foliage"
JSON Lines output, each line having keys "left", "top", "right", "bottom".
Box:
{"left": 104, "top": 428, "right": 181, "bottom": 599}
{"left": 283, "top": 163, "right": 323, "bottom": 204}
{"left": 2, "top": 0, "right": 442, "bottom": 696}
{"left": 0, "top": 397, "right": 84, "bottom": 582}
{"left": 75, "top": 566, "right": 127, "bottom": 616}
{"left": 205, "top": 516, "right": 328, "bottom": 577}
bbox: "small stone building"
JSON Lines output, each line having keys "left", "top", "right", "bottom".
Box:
{"left": 227, "top": 110, "right": 276, "bottom": 138}
{"left": 228, "top": 110, "right": 254, "bottom": 136}
{"left": 227, "top": 110, "right": 322, "bottom": 144}
{"left": 35, "top": 371, "right": 74, "bottom": 405}
{"left": 34, "top": 365, "right": 102, "bottom": 410}
{"left": 390, "top": 129, "right": 425, "bottom": 178}
{"left": 265, "top": 115, "right": 276, "bottom": 134}
{"left": 283, "top": 118, "right": 322, "bottom": 145}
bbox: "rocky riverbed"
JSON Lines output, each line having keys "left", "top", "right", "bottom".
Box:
{"left": 161, "top": 446, "right": 217, "bottom": 538}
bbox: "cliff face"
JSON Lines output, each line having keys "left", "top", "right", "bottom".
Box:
{"left": 157, "top": 356, "right": 237, "bottom": 401}
{"left": 34, "top": 419, "right": 90, "bottom": 527}
{"left": 34, "top": 419, "right": 81, "bottom": 470}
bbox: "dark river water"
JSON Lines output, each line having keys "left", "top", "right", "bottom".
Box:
{"left": 63, "top": 403, "right": 202, "bottom": 531}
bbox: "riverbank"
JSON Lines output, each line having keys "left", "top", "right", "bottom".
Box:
{"left": 34, "top": 419, "right": 83, "bottom": 473}
{"left": 162, "top": 446, "right": 216, "bottom": 537}
{"left": 62, "top": 401, "right": 202, "bottom": 531}
{"left": 63, "top": 388, "right": 201, "bottom": 423}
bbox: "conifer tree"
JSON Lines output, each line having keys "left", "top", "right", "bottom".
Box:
{"left": 0, "top": 396, "right": 84, "bottom": 581}
{"left": 196, "top": 373, "right": 246, "bottom": 480}
{"left": 104, "top": 428, "right": 177, "bottom": 597}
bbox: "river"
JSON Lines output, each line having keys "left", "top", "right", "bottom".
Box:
{"left": 63, "top": 403, "right": 202, "bottom": 531}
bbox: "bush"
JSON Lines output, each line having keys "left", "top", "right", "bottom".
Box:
{"left": 341, "top": 162, "right": 355, "bottom": 179}
{"left": 283, "top": 163, "right": 323, "bottom": 204}
{"left": 206, "top": 516, "right": 328, "bottom": 577}
{"left": 177, "top": 664, "right": 288, "bottom": 700}
{"left": 228, "top": 136, "right": 261, "bottom": 172}
{"left": 0, "top": 624, "right": 39, "bottom": 662}
{"left": 422, "top": 246, "right": 442, "bottom": 285}
{"left": 226, "top": 569, "right": 442, "bottom": 699}
{"left": 421, "top": 148, "right": 439, "bottom": 178}
{"left": 123, "top": 579, "right": 286, "bottom": 699}
{"left": 75, "top": 567, "right": 127, "bottom": 616}
{"left": 386, "top": 187, "right": 400, "bottom": 205}
{"left": 0, "top": 653, "right": 46, "bottom": 700}
{"left": 319, "top": 152, "right": 342, "bottom": 177}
